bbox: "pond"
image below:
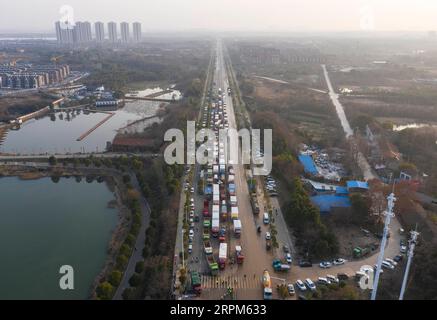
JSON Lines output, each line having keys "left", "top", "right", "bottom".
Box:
{"left": 0, "top": 100, "right": 163, "bottom": 154}
{"left": 0, "top": 177, "right": 118, "bottom": 299}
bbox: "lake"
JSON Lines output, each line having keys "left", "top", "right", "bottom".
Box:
{"left": 0, "top": 100, "right": 162, "bottom": 154}
{"left": 0, "top": 177, "right": 118, "bottom": 299}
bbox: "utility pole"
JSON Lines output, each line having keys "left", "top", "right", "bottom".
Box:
{"left": 371, "top": 187, "right": 396, "bottom": 300}
{"left": 399, "top": 228, "right": 420, "bottom": 300}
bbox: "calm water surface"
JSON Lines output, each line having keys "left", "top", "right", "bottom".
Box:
{"left": 0, "top": 177, "right": 118, "bottom": 299}
{"left": 0, "top": 100, "right": 162, "bottom": 154}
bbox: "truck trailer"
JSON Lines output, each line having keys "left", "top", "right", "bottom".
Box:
{"left": 233, "top": 219, "right": 242, "bottom": 238}
{"left": 219, "top": 243, "right": 228, "bottom": 270}
{"left": 236, "top": 245, "right": 245, "bottom": 264}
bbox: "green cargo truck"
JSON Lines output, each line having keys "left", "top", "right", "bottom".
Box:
{"left": 207, "top": 255, "right": 219, "bottom": 276}
{"left": 191, "top": 271, "right": 202, "bottom": 295}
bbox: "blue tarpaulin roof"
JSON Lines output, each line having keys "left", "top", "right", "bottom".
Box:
{"left": 311, "top": 195, "right": 352, "bottom": 213}
{"left": 347, "top": 181, "right": 369, "bottom": 190}
{"left": 299, "top": 154, "right": 318, "bottom": 175}
{"left": 335, "top": 186, "right": 349, "bottom": 195}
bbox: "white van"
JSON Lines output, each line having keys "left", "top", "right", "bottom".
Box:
{"left": 263, "top": 213, "right": 270, "bottom": 225}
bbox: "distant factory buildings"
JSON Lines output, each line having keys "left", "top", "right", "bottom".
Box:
{"left": 55, "top": 21, "right": 142, "bottom": 45}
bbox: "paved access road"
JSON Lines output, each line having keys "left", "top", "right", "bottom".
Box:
{"left": 113, "top": 174, "right": 151, "bottom": 300}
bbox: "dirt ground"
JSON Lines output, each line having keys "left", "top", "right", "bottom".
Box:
{"left": 252, "top": 78, "right": 299, "bottom": 101}
{"left": 325, "top": 221, "right": 380, "bottom": 259}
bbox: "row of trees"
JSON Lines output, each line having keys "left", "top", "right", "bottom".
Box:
{"left": 283, "top": 179, "right": 339, "bottom": 259}
{"left": 95, "top": 171, "right": 142, "bottom": 300}
{"left": 119, "top": 159, "right": 184, "bottom": 300}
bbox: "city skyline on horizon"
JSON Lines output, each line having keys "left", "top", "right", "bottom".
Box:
{"left": 2, "top": 0, "right": 437, "bottom": 34}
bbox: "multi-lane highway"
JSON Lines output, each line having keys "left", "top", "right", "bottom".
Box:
{"left": 182, "top": 41, "right": 405, "bottom": 301}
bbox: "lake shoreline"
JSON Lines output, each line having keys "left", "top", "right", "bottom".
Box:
{"left": 0, "top": 166, "right": 131, "bottom": 300}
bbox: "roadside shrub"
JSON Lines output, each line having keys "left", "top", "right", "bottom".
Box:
{"left": 125, "top": 233, "right": 136, "bottom": 247}
{"left": 108, "top": 270, "right": 122, "bottom": 287}
{"left": 120, "top": 244, "right": 132, "bottom": 257}
{"left": 116, "top": 255, "right": 129, "bottom": 270}
{"left": 135, "top": 261, "right": 144, "bottom": 274}
{"left": 129, "top": 273, "right": 141, "bottom": 287}
{"left": 96, "top": 281, "right": 114, "bottom": 300}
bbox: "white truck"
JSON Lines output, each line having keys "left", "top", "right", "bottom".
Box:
{"left": 233, "top": 219, "right": 242, "bottom": 237}
{"left": 230, "top": 196, "right": 237, "bottom": 206}
{"left": 219, "top": 243, "right": 228, "bottom": 269}
{"left": 231, "top": 206, "right": 239, "bottom": 220}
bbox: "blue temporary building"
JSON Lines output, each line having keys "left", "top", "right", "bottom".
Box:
{"left": 335, "top": 186, "right": 349, "bottom": 196}
{"left": 298, "top": 154, "right": 318, "bottom": 175}
{"left": 311, "top": 195, "right": 352, "bottom": 214}
{"left": 347, "top": 181, "right": 369, "bottom": 191}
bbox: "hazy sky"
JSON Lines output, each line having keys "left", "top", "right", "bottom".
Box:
{"left": 1, "top": 0, "right": 437, "bottom": 33}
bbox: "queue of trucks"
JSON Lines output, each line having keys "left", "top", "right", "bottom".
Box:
{"left": 198, "top": 85, "right": 245, "bottom": 277}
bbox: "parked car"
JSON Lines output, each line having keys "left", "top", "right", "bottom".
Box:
{"left": 287, "top": 284, "right": 295, "bottom": 296}
{"left": 305, "top": 279, "right": 316, "bottom": 291}
{"left": 333, "top": 258, "right": 346, "bottom": 265}
{"left": 283, "top": 245, "right": 290, "bottom": 253}
{"left": 285, "top": 253, "right": 292, "bottom": 264}
{"left": 265, "top": 232, "right": 271, "bottom": 240}
{"left": 393, "top": 255, "right": 404, "bottom": 263}
{"left": 317, "top": 277, "right": 331, "bottom": 285}
{"left": 188, "top": 244, "right": 193, "bottom": 254}
{"left": 382, "top": 261, "right": 395, "bottom": 270}
{"left": 326, "top": 275, "right": 339, "bottom": 284}
{"left": 295, "top": 280, "right": 307, "bottom": 291}
{"left": 319, "top": 261, "right": 332, "bottom": 269}
{"left": 385, "top": 258, "right": 398, "bottom": 266}
{"left": 400, "top": 245, "right": 407, "bottom": 254}
{"left": 299, "top": 260, "right": 312, "bottom": 268}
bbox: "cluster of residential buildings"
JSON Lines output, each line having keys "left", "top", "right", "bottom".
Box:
{"left": 0, "top": 64, "right": 70, "bottom": 89}
{"left": 55, "top": 21, "right": 142, "bottom": 45}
